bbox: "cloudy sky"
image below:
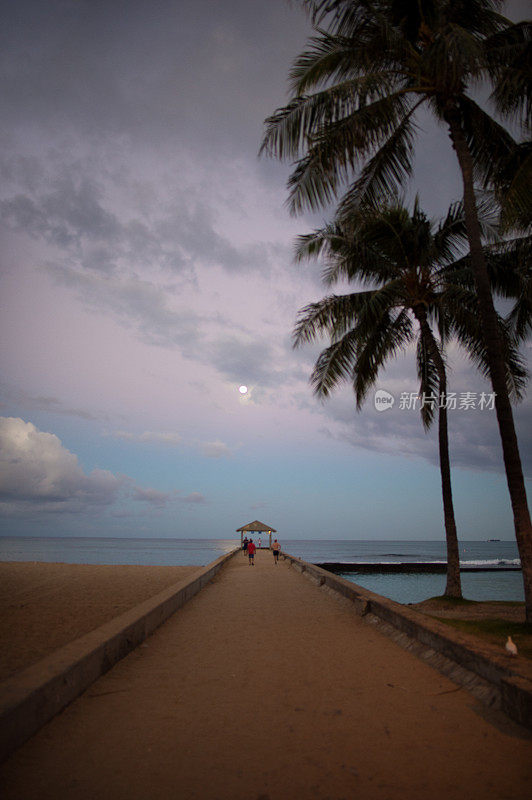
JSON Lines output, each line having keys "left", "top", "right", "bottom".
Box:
{"left": 1, "top": 0, "right": 530, "bottom": 542}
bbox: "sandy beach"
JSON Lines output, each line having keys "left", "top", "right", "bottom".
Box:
{"left": 0, "top": 550, "right": 530, "bottom": 799}
{"left": 0, "top": 562, "right": 199, "bottom": 681}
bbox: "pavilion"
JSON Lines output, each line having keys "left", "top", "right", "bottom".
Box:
{"left": 236, "top": 520, "right": 277, "bottom": 549}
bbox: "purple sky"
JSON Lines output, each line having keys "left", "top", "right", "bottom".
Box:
{"left": 0, "top": 0, "right": 530, "bottom": 541}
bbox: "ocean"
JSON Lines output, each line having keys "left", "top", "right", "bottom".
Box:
{"left": 0, "top": 536, "right": 523, "bottom": 604}
{"left": 283, "top": 539, "right": 523, "bottom": 604}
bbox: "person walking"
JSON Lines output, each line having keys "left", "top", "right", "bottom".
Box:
{"left": 247, "top": 539, "right": 256, "bottom": 566}
{"left": 242, "top": 536, "right": 248, "bottom": 557}
{"left": 272, "top": 539, "right": 281, "bottom": 564}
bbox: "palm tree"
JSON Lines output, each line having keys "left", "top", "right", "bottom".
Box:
{"left": 293, "top": 199, "right": 526, "bottom": 598}
{"left": 262, "top": 0, "right": 532, "bottom": 618}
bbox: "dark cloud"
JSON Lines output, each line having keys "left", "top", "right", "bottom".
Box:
{"left": 314, "top": 383, "right": 532, "bottom": 477}
{"left": 0, "top": 383, "right": 102, "bottom": 421}
{"left": 0, "top": 151, "right": 281, "bottom": 284}
{"left": 0, "top": 176, "right": 121, "bottom": 255}
{"left": 46, "top": 262, "right": 203, "bottom": 347}
{"left": 132, "top": 486, "right": 173, "bottom": 506}
{"left": 0, "top": 0, "right": 311, "bottom": 158}
{"left": 206, "top": 336, "right": 289, "bottom": 388}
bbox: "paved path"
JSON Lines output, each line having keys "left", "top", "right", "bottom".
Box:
{"left": 0, "top": 550, "right": 530, "bottom": 799}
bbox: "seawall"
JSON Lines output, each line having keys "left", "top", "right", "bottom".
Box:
{"left": 0, "top": 548, "right": 238, "bottom": 761}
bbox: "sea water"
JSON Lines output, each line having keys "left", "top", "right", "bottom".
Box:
{"left": 282, "top": 539, "right": 523, "bottom": 603}
{"left": 0, "top": 536, "right": 523, "bottom": 603}
{"left": 0, "top": 536, "right": 237, "bottom": 567}
{"left": 335, "top": 569, "right": 524, "bottom": 604}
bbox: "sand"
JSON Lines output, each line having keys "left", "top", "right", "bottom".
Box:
{"left": 0, "top": 550, "right": 530, "bottom": 800}
{"left": 0, "top": 561, "right": 198, "bottom": 681}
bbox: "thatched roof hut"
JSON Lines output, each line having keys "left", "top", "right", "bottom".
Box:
{"left": 236, "top": 520, "right": 277, "bottom": 548}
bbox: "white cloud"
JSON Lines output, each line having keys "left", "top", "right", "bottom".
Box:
{"left": 0, "top": 417, "right": 122, "bottom": 513}
{"left": 0, "top": 417, "right": 190, "bottom": 516}
{"left": 199, "top": 440, "right": 232, "bottom": 458}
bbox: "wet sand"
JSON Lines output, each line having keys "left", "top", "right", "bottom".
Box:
{"left": 0, "top": 551, "right": 530, "bottom": 799}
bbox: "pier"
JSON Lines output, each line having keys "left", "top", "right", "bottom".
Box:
{"left": 0, "top": 549, "right": 530, "bottom": 799}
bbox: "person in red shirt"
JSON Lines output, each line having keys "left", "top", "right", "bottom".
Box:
{"left": 247, "top": 539, "right": 256, "bottom": 566}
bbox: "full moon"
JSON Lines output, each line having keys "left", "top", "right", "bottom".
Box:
{"left": 238, "top": 385, "right": 248, "bottom": 394}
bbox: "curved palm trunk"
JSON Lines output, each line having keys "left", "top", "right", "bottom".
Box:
{"left": 415, "top": 307, "right": 462, "bottom": 598}
{"left": 444, "top": 108, "right": 532, "bottom": 620}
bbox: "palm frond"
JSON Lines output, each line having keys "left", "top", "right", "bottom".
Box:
{"left": 424, "top": 24, "right": 485, "bottom": 92}
{"left": 260, "top": 70, "right": 403, "bottom": 162}
{"left": 285, "top": 91, "right": 416, "bottom": 214}
{"left": 447, "top": 288, "right": 528, "bottom": 401}
{"left": 433, "top": 193, "right": 499, "bottom": 262}
{"left": 335, "top": 98, "right": 422, "bottom": 216}
{"left": 289, "top": 28, "right": 394, "bottom": 93}
{"left": 432, "top": 200, "right": 469, "bottom": 263}
{"left": 302, "top": 1, "right": 373, "bottom": 32}
{"left": 293, "top": 224, "right": 342, "bottom": 263}
{"left": 487, "top": 21, "right": 532, "bottom": 130}
{"left": 444, "top": 1, "right": 508, "bottom": 37}
{"left": 309, "top": 331, "right": 360, "bottom": 397}
{"left": 495, "top": 142, "right": 532, "bottom": 232}
{"left": 454, "top": 95, "right": 517, "bottom": 188}
{"left": 483, "top": 235, "right": 532, "bottom": 340}
{"left": 322, "top": 240, "right": 399, "bottom": 286}
{"left": 293, "top": 289, "right": 381, "bottom": 348}
{"left": 294, "top": 215, "right": 403, "bottom": 286}
{"left": 351, "top": 308, "right": 414, "bottom": 406}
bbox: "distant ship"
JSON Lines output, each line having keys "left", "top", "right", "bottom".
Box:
{"left": 487, "top": 538, "right": 501, "bottom": 542}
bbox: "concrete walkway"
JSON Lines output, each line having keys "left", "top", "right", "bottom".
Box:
{"left": 0, "top": 550, "right": 530, "bottom": 799}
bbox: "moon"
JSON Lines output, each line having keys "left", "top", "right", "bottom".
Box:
{"left": 238, "top": 385, "right": 248, "bottom": 394}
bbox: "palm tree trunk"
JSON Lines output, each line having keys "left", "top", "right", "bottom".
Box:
{"left": 415, "top": 307, "right": 462, "bottom": 598}
{"left": 444, "top": 107, "right": 532, "bottom": 620}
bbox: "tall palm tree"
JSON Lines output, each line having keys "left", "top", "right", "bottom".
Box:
{"left": 293, "top": 199, "right": 526, "bottom": 598}
{"left": 262, "top": 0, "right": 532, "bottom": 618}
